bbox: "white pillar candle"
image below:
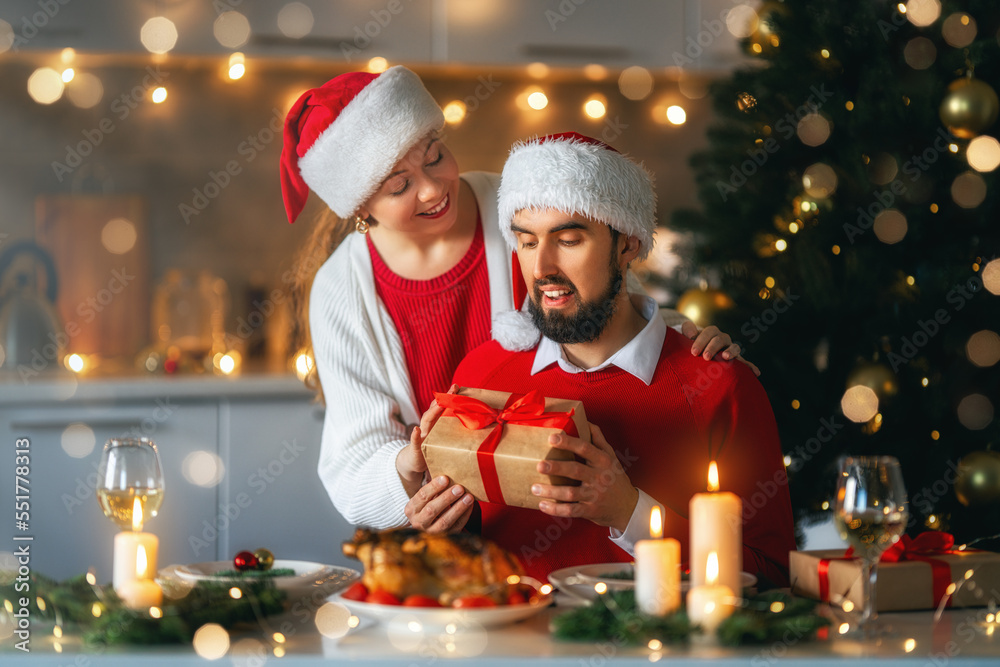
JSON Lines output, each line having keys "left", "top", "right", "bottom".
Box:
{"left": 689, "top": 461, "right": 742, "bottom": 596}
{"left": 116, "top": 545, "right": 163, "bottom": 610}
{"left": 686, "top": 552, "right": 735, "bottom": 635}
{"left": 112, "top": 498, "right": 159, "bottom": 590}
{"left": 635, "top": 506, "right": 681, "bottom": 615}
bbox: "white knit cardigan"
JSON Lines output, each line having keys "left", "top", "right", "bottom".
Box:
{"left": 311, "top": 172, "right": 513, "bottom": 528}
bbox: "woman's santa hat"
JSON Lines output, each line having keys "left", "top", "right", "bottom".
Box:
{"left": 280, "top": 66, "right": 444, "bottom": 223}
{"left": 492, "top": 132, "right": 658, "bottom": 351}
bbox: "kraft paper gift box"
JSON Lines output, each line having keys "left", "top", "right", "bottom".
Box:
{"left": 421, "top": 387, "right": 590, "bottom": 510}
{"left": 790, "top": 534, "right": 1000, "bottom": 612}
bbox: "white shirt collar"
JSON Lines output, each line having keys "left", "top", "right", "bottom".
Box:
{"left": 530, "top": 295, "right": 666, "bottom": 386}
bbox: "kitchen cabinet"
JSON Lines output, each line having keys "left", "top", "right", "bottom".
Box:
{"left": 0, "top": 374, "right": 353, "bottom": 582}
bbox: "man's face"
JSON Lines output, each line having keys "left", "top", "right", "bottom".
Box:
{"left": 511, "top": 208, "right": 632, "bottom": 344}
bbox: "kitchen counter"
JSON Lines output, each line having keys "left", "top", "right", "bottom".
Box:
{"left": 0, "top": 371, "right": 312, "bottom": 405}
{"left": 2, "top": 597, "right": 998, "bottom": 665}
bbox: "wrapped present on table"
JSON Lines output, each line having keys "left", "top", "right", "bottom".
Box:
{"left": 790, "top": 531, "right": 1000, "bottom": 612}
{"left": 421, "top": 387, "right": 589, "bottom": 510}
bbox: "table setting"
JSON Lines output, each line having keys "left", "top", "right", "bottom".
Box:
{"left": 3, "top": 436, "right": 999, "bottom": 666}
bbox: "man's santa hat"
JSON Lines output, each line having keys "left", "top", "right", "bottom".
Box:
{"left": 280, "top": 66, "right": 444, "bottom": 223}
{"left": 492, "top": 132, "right": 657, "bottom": 351}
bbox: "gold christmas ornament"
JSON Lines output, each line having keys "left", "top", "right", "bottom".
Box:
{"left": 847, "top": 362, "right": 899, "bottom": 402}
{"left": 954, "top": 450, "right": 1000, "bottom": 507}
{"left": 253, "top": 547, "right": 275, "bottom": 571}
{"left": 737, "top": 92, "right": 757, "bottom": 112}
{"left": 939, "top": 76, "right": 999, "bottom": 139}
{"left": 676, "top": 286, "right": 735, "bottom": 328}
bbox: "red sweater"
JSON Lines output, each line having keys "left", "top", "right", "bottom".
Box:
{"left": 452, "top": 328, "right": 795, "bottom": 585}
{"left": 369, "top": 218, "right": 492, "bottom": 414}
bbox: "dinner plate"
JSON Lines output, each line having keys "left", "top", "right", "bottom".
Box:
{"left": 548, "top": 563, "right": 758, "bottom": 601}
{"left": 333, "top": 593, "right": 553, "bottom": 631}
{"left": 162, "top": 560, "right": 359, "bottom": 594}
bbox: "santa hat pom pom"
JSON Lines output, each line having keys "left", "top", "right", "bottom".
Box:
{"left": 491, "top": 310, "right": 541, "bottom": 352}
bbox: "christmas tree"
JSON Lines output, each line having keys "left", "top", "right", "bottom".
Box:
{"left": 672, "top": 0, "right": 1000, "bottom": 547}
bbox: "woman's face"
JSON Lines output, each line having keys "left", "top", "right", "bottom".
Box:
{"left": 357, "top": 135, "right": 461, "bottom": 238}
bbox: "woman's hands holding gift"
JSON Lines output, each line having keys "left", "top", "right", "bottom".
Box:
{"left": 399, "top": 385, "right": 476, "bottom": 532}
{"left": 530, "top": 424, "right": 639, "bottom": 533}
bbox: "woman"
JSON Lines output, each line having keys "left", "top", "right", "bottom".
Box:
{"left": 281, "top": 66, "right": 748, "bottom": 531}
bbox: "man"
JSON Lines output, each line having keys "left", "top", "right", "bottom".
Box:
{"left": 441, "top": 132, "right": 795, "bottom": 584}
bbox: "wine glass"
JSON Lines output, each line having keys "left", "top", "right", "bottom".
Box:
{"left": 833, "top": 455, "right": 908, "bottom": 633}
{"left": 96, "top": 437, "right": 165, "bottom": 531}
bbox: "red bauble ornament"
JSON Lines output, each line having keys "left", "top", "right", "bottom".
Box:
{"left": 234, "top": 550, "right": 258, "bottom": 571}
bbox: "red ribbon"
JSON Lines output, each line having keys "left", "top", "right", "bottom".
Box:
{"left": 818, "top": 531, "right": 963, "bottom": 608}
{"left": 434, "top": 390, "right": 579, "bottom": 505}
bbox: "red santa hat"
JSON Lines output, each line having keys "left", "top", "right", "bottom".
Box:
{"left": 280, "top": 66, "right": 444, "bottom": 223}
{"left": 497, "top": 131, "right": 657, "bottom": 260}
{"left": 492, "top": 132, "right": 657, "bottom": 352}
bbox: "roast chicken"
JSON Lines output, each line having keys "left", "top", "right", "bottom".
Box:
{"left": 342, "top": 528, "right": 524, "bottom": 604}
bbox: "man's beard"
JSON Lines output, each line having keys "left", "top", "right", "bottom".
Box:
{"left": 528, "top": 258, "right": 624, "bottom": 344}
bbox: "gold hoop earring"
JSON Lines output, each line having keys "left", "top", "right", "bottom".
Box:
{"left": 355, "top": 216, "right": 369, "bottom": 234}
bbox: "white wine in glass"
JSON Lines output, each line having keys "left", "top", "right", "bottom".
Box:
{"left": 96, "top": 437, "right": 165, "bottom": 531}
{"left": 833, "top": 455, "right": 908, "bottom": 632}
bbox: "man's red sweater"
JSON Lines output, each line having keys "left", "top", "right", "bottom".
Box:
{"left": 452, "top": 328, "right": 796, "bottom": 585}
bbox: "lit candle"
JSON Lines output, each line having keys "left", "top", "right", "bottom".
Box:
{"left": 112, "top": 498, "right": 159, "bottom": 590}
{"left": 634, "top": 506, "right": 681, "bottom": 615}
{"left": 116, "top": 545, "right": 163, "bottom": 610}
{"left": 689, "top": 461, "right": 742, "bottom": 595}
{"left": 686, "top": 551, "right": 734, "bottom": 634}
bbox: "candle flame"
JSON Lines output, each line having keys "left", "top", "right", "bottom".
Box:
{"left": 136, "top": 545, "right": 148, "bottom": 578}
{"left": 707, "top": 461, "right": 720, "bottom": 492}
{"left": 132, "top": 497, "right": 143, "bottom": 531}
{"left": 649, "top": 506, "right": 663, "bottom": 539}
{"left": 706, "top": 551, "right": 719, "bottom": 586}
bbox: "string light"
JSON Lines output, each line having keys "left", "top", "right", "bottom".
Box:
{"left": 845, "top": 101, "right": 854, "bottom": 111}
{"left": 61, "top": 68, "right": 75, "bottom": 83}
{"left": 151, "top": 87, "right": 168, "bottom": 104}
{"left": 228, "top": 53, "right": 245, "bottom": 80}
{"left": 527, "top": 90, "right": 548, "bottom": 110}
{"left": 443, "top": 100, "right": 466, "bottom": 125}
{"left": 666, "top": 105, "right": 687, "bottom": 125}
{"left": 791, "top": 399, "right": 800, "bottom": 409}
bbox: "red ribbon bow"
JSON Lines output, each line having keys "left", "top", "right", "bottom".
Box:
{"left": 433, "top": 390, "right": 578, "bottom": 505}
{"left": 819, "top": 531, "right": 962, "bottom": 608}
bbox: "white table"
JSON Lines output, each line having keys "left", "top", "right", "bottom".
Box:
{"left": 3, "top": 594, "right": 998, "bottom": 666}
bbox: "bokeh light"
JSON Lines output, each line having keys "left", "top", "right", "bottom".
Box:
{"left": 61, "top": 422, "right": 96, "bottom": 458}
{"left": 228, "top": 52, "right": 245, "bottom": 80}
{"left": 526, "top": 62, "right": 549, "bottom": 79}
{"left": 983, "top": 259, "right": 1000, "bottom": 295}
{"left": 102, "top": 218, "right": 137, "bottom": 254}
{"left": 230, "top": 638, "right": 267, "bottom": 667}
{"left": 315, "top": 602, "right": 351, "bottom": 638}
{"left": 28, "top": 68, "right": 65, "bottom": 104}
{"left": 584, "top": 95, "right": 607, "bottom": 120}
{"left": 214, "top": 11, "right": 251, "bottom": 48}
{"left": 666, "top": 105, "right": 686, "bottom": 125}
{"left": 192, "top": 623, "right": 230, "bottom": 660}
{"left": 966, "top": 330, "right": 1000, "bottom": 367}
{"left": 957, "top": 394, "right": 994, "bottom": 431}
{"left": 67, "top": 72, "right": 104, "bottom": 109}
{"left": 367, "top": 56, "right": 388, "bottom": 73}
{"left": 61, "top": 68, "right": 75, "bottom": 83}
{"left": 942, "top": 13, "right": 976, "bottom": 47}
{"left": 443, "top": 100, "right": 466, "bottom": 125}
{"left": 802, "top": 163, "right": 838, "bottom": 198}
{"left": 140, "top": 17, "right": 178, "bottom": 54}
{"left": 726, "top": 4, "right": 759, "bottom": 38}
{"left": 842, "top": 385, "right": 879, "bottom": 423}
{"left": 873, "top": 209, "right": 908, "bottom": 244}
{"left": 0, "top": 19, "right": 13, "bottom": 54}
{"left": 796, "top": 113, "right": 831, "bottom": 146}
{"left": 903, "top": 36, "right": 936, "bottom": 69}
{"left": 151, "top": 87, "right": 168, "bottom": 104}
{"left": 182, "top": 450, "right": 225, "bottom": 488}
{"left": 951, "top": 171, "right": 987, "bottom": 208}
{"left": 905, "top": 0, "right": 941, "bottom": 27}
{"left": 967, "top": 135, "right": 1000, "bottom": 172}
{"left": 618, "top": 66, "right": 653, "bottom": 101}
{"left": 277, "top": 2, "right": 314, "bottom": 39}
{"left": 583, "top": 64, "right": 607, "bottom": 81}
{"left": 867, "top": 153, "right": 899, "bottom": 185}
{"left": 527, "top": 91, "right": 548, "bottom": 110}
